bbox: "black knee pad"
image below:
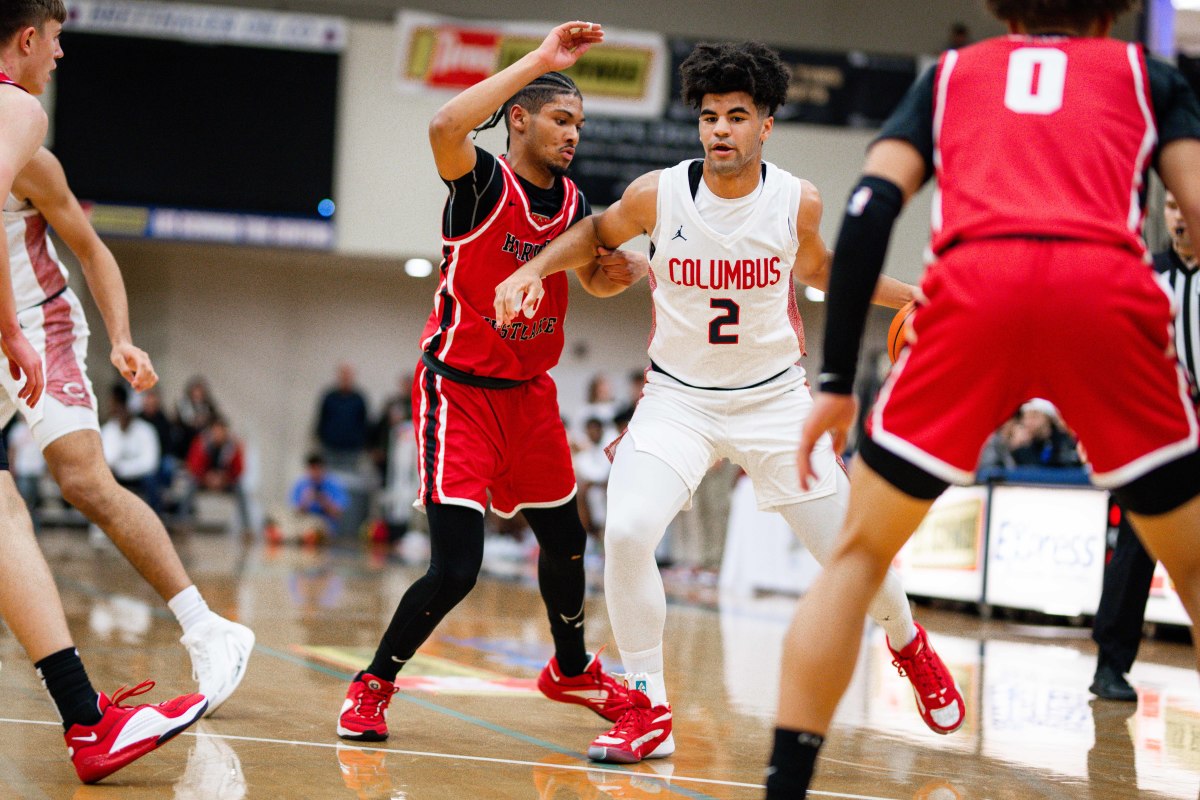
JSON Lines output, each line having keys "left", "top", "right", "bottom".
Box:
{"left": 858, "top": 436, "right": 950, "bottom": 501}
{"left": 1111, "top": 450, "right": 1200, "bottom": 516}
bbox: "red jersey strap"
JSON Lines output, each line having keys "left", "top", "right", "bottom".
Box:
{"left": 0, "top": 71, "right": 29, "bottom": 93}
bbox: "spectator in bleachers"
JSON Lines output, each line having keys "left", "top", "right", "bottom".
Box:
{"left": 184, "top": 416, "right": 251, "bottom": 535}
{"left": 574, "top": 372, "right": 618, "bottom": 442}
{"left": 1010, "top": 398, "right": 1082, "bottom": 468}
{"left": 100, "top": 384, "right": 160, "bottom": 499}
{"left": 175, "top": 376, "right": 219, "bottom": 461}
{"left": 371, "top": 373, "right": 412, "bottom": 483}
{"left": 138, "top": 388, "right": 177, "bottom": 513}
{"left": 277, "top": 453, "right": 349, "bottom": 543}
{"left": 613, "top": 368, "right": 646, "bottom": 423}
{"left": 573, "top": 417, "right": 611, "bottom": 536}
{"left": 315, "top": 363, "right": 370, "bottom": 473}
{"left": 977, "top": 412, "right": 1022, "bottom": 471}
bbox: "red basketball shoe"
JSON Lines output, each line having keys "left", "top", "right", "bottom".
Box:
{"left": 337, "top": 673, "right": 398, "bottom": 742}
{"left": 888, "top": 622, "right": 965, "bottom": 735}
{"left": 67, "top": 681, "right": 207, "bottom": 784}
{"left": 538, "top": 649, "right": 630, "bottom": 722}
{"left": 587, "top": 688, "right": 674, "bottom": 764}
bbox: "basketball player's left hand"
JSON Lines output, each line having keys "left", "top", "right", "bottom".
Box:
{"left": 797, "top": 392, "right": 858, "bottom": 490}
{"left": 112, "top": 343, "right": 158, "bottom": 392}
{"left": 2, "top": 332, "right": 43, "bottom": 407}
{"left": 597, "top": 246, "right": 648, "bottom": 287}
{"left": 494, "top": 268, "right": 544, "bottom": 325}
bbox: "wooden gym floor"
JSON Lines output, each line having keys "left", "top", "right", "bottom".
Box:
{"left": 0, "top": 529, "right": 1195, "bottom": 799}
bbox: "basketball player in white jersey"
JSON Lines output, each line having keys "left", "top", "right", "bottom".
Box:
{"left": 495, "top": 41, "right": 965, "bottom": 763}
{"left": 0, "top": 4, "right": 253, "bottom": 715}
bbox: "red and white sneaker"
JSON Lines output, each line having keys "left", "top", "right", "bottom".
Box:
{"left": 888, "top": 622, "right": 965, "bottom": 735}
{"left": 587, "top": 688, "right": 674, "bottom": 764}
{"left": 337, "top": 673, "right": 398, "bottom": 742}
{"left": 538, "top": 649, "right": 630, "bottom": 722}
{"left": 66, "top": 681, "right": 208, "bottom": 784}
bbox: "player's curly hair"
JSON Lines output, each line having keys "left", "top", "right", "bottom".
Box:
{"left": 679, "top": 42, "right": 790, "bottom": 117}
{"left": 0, "top": 0, "right": 66, "bottom": 45}
{"left": 473, "top": 71, "right": 582, "bottom": 138}
{"left": 986, "top": 0, "right": 1141, "bottom": 30}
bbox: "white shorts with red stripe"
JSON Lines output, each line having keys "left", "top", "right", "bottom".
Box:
{"left": 0, "top": 288, "right": 99, "bottom": 449}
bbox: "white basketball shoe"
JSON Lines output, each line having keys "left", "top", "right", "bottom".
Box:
{"left": 181, "top": 616, "right": 255, "bottom": 717}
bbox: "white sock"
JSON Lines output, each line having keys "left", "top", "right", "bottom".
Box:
{"left": 884, "top": 620, "right": 919, "bottom": 652}
{"left": 168, "top": 586, "right": 218, "bottom": 637}
{"left": 625, "top": 668, "right": 668, "bottom": 707}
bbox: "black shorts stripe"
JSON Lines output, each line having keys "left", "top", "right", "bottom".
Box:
{"left": 420, "top": 366, "right": 442, "bottom": 501}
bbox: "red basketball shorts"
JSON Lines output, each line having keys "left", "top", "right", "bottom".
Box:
{"left": 412, "top": 362, "right": 576, "bottom": 517}
{"left": 869, "top": 238, "right": 1198, "bottom": 488}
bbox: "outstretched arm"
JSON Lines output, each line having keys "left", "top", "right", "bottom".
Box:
{"left": 789, "top": 180, "right": 914, "bottom": 309}
{"left": 15, "top": 148, "right": 157, "bottom": 391}
{"left": 0, "top": 88, "right": 48, "bottom": 406}
{"left": 428, "top": 21, "right": 603, "bottom": 181}
{"left": 495, "top": 170, "right": 659, "bottom": 322}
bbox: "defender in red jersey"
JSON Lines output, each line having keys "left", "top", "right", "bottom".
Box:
{"left": 337, "top": 21, "right": 645, "bottom": 743}
{"left": 766, "top": 1, "right": 1200, "bottom": 797}
{"left": 0, "top": 1, "right": 205, "bottom": 785}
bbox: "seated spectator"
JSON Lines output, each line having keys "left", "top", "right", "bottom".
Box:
{"left": 573, "top": 417, "right": 611, "bottom": 535}
{"left": 175, "top": 376, "right": 219, "bottom": 461}
{"left": 138, "top": 388, "right": 180, "bottom": 513}
{"left": 574, "top": 372, "right": 618, "bottom": 442}
{"left": 270, "top": 454, "right": 349, "bottom": 545}
{"left": 100, "top": 384, "right": 160, "bottom": 498}
{"left": 977, "top": 412, "right": 1021, "bottom": 471}
{"left": 184, "top": 416, "right": 252, "bottom": 534}
{"left": 1010, "top": 398, "right": 1082, "bottom": 468}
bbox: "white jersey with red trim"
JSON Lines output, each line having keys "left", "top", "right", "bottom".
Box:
{"left": 4, "top": 193, "right": 69, "bottom": 311}
{"left": 646, "top": 160, "right": 805, "bottom": 389}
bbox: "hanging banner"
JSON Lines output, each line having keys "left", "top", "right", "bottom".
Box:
{"left": 666, "top": 38, "right": 916, "bottom": 128}
{"left": 395, "top": 11, "right": 668, "bottom": 119}
{"left": 64, "top": 0, "right": 346, "bottom": 51}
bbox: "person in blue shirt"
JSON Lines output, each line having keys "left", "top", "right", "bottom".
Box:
{"left": 289, "top": 453, "right": 348, "bottom": 532}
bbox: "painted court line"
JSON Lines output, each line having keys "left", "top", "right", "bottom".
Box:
{"left": 0, "top": 718, "right": 900, "bottom": 800}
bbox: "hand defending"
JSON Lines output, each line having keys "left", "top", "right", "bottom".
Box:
{"left": 797, "top": 393, "right": 858, "bottom": 490}
{"left": 597, "top": 246, "right": 649, "bottom": 287}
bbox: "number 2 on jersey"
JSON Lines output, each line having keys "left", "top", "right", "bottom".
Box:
{"left": 709, "top": 298, "right": 740, "bottom": 344}
{"left": 1004, "top": 48, "right": 1067, "bottom": 115}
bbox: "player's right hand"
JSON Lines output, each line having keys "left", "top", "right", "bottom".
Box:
{"left": 494, "top": 268, "right": 545, "bottom": 325}
{"left": 797, "top": 392, "right": 857, "bottom": 490}
{"left": 2, "top": 331, "right": 44, "bottom": 407}
{"left": 535, "top": 21, "right": 604, "bottom": 72}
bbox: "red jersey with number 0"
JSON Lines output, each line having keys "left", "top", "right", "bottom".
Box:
{"left": 931, "top": 36, "right": 1155, "bottom": 257}
{"left": 420, "top": 157, "right": 578, "bottom": 382}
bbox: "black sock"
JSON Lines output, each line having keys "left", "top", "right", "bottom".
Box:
{"left": 765, "top": 727, "right": 824, "bottom": 799}
{"left": 35, "top": 648, "right": 102, "bottom": 731}
{"left": 524, "top": 503, "right": 589, "bottom": 676}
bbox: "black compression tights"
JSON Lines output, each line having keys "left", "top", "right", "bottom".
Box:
{"left": 365, "top": 501, "right": 589, "bottom": 681}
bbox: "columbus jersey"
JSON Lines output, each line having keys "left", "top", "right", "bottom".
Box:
{"left": 420, "top": 153, "right": 582, "bottom": 382}
{"left": 880, "top": 36, "right": 1200, "bottom": 259}
{"left": 4, "top": 193, "right": 69, "bottom": 311}
{"left": 647, "top": 160, "right": 804, "bottom": 389}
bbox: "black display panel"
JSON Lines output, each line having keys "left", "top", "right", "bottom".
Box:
{"left": 52, "top": 32, "right": 338, "bottom": 218}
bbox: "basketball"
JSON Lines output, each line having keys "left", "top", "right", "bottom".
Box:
{"left": 887, "top": 300, "right": 916, "bottom": 363}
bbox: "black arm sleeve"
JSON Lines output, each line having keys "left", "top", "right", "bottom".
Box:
{"left": 819, "top": 177, "right": 905, "bottom": 395}
{"left": 874, "top": 65, "right": 937, "bottom": 183}
{"left": 1148, "top": 57, "right": 1200, "bottom": 170}
{"left": 441, "top": 147, "right": 505, "bottom": 238}
{"left": 570, "top": 193, "right": 593, "bottom": 227}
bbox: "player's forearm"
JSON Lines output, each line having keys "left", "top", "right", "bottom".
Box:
{"left": 576, "top": 263, "right": 627, "bottom": 297}
{"left": 79, "top": 246, "right": 133, "bottom": 346}
{"left": 871, "top": 276, "right": 915, "bottom": 309}
{"left": 526, "top": 216, "right": 602, "bottom": 279}
{"left": 429, "top": 51, "right": 552, "bottom": 142}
